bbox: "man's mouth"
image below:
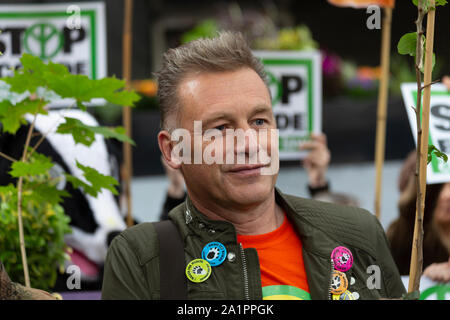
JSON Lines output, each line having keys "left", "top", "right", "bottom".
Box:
{"left": 227, "top": 164, "right": 266, "bottom": 176}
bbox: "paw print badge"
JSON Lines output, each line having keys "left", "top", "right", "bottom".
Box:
{"left": 331, "top": 246, "right": 353, "bottom": 272}
{"left": 185, "top": 259, "right": 211, "bottom": 283}
{"left": 202, "top": 242, "right": 227, "bottom": 267}
{"left": 330, "top": 270, "right": 348, "bottom": 295}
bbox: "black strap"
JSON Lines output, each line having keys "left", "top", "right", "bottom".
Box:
{"left": 153, "top": 220, "right": 188, "bottom": 300}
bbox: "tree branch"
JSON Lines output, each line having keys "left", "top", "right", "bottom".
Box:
{"left": 0, "top": 151, "right": 17, "bottom": 163}
{"left": 420, "top": 78, "right": 441, "bottom": 91}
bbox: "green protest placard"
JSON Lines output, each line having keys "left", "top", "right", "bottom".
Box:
{"left": 0, "top": 2, "right": 106, "bottom": 107}
{"left": 253, "top": 51, "right": 322, "bottom": 160}
{"left": 0, "top": 2, "right": 106, "bottom": 79}
{"left": 401, "top": 83, "right": 450, "bottom": 184}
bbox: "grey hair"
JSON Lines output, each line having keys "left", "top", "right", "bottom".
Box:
{"left": 154, "top": 31, "right": 269, "bottom": 130}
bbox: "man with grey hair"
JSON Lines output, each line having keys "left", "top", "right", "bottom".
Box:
{"left": 102, "top": 31, "right": 405, "bottom": 300}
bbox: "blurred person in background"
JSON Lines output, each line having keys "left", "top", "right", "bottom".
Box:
{"left": 420, "top": 75, "right": 450, "bottom": 283}
{"left": 299, "top": 133, "right": 360, "bottom": 207}
{"left": 387, "top": 78, "right": 450, "bottom": 283}
{"left": 387, "top": 151, "right": 450, "bottom": 279}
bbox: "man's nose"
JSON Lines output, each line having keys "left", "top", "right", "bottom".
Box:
{"left": 234, "top": 126, "right": 258, "bottom": 155}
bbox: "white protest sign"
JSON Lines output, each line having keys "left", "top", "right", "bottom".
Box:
{"left": 401, "top": 275, "right": 450, "bottom": 300}
{"left": 0, "top": 2, "right": 107, "bottom": 107}
{"left": 253, "top": 51, "right": 322, "bottom": 160}
{"left": 401, "top": 83, "right": 450, "bottom": 184}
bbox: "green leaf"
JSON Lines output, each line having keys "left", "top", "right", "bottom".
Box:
{"left": 76, "top": 161, "right": 119, "bottom": 196}
{"left": 0, "top": 184, "right": 17, "bottom": 197}
{"left": 46, "top": 60, "right": 70, "bottom": 76}
{"left": 46, "top": 74, "right": 140, "bottom": 107}
{"left": 56, "top": 116, "right": 135, "bottom": 146}
{"left": 412, "top": 0, "right": 446, "bottom": 10}
{"left": 65, "top": 174, "right": 96, "bottom": 197}
{"left": 419, "top": 52, "right": 436, "bottom": 73}
{"left": 46, "top": 74, "right": 94, "bottom": 101}
{"left": 56, "top": 117, "right": 96, "bottom": 146}
{"left": 66, "top": 161, "right": 119, "bottom": 197}
{"left": 89, "top": 125, "right": 135, "bottom": 146}
{"left": 435, "top": 0, "right": 448, "bottom": 6}
{"left": 0, "top": 98, "right": 47, "bottom": 134}
{"left": 2, "top": 53, "right": 140, "bottom": 109}
{"left": 91, "top": 77, "right": 140, "bottom": 106}
{"left": 397, "top": 32, "right": 419, "bottom": 56}
{"left": 9, "top": 153, "right": 53, "bottom": 177}
{"left": 103, "top": 89, "right": 141, "bottom": 107}
{"left": 1, "top": 54, "right": 48, "bottom": 93}
{"left": 428, "top": 144, "right": 448, "bottom": 164}
{"left": 77, "top": 100, "right": 87, "bottom": 112}
{"left": 20, "top": 53, "right": 46, "bottom": 73}
{"left": 24, "top": 183, "right": 70, "bottom": 205}
{"left": 2, "top": 70, "right": 41, "bottom": 94}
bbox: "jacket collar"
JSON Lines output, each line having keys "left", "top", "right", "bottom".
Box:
{"left": 177, "top": 188, "right": 340, "bottom": 255}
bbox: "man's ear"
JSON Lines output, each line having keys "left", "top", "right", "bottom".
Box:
{"left": 158, "top": 130, "right": 182, "bottom": 170}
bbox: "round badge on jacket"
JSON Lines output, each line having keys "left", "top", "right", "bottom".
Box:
{"left": 185, "top": 259, "right": 211, "bottom": 283}
{"left": 202, "top": 242, "right": 227, "bottom": 267}
{"left": 331, "top": 246, "right": 353, "bottom": 272}
{"left": 330, "top": 270, "right": 348, "bottom": 295}
{"left": 339, "top": 290, "right": 355, "bottom": 300}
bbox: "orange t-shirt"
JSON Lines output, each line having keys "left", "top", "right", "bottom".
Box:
{"left": 237, "top": 215, "right": 311, "bottom": 300}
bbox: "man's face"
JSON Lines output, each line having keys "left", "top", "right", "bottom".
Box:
{"left": 175, "top": 67, "right": 278, "bottom": 209}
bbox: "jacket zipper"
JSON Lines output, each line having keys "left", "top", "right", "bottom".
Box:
{"left": 328, "top": 259, "right": 334, "bottom": 300}
{"left": 239, "top": 243, "right": 250, "bottom": 300}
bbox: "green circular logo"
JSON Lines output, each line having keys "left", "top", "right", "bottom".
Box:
{"left": 24, "top": 23, "right": 63, "bottom": 60}
{"left": 420, "top": 285, "right": 450, "bottom": 300}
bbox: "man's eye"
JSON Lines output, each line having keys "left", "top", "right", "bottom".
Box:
{"left": 254, "top": 119, "right": 266, "bottom": 126}
{"left": 215, "top": 124, "right": 226, "bottom": 131}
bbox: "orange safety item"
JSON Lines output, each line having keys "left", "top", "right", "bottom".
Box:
{"left": 237, "top": 215, "right": 310, "bottom": 300}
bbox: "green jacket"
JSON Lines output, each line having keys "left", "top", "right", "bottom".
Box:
{"left": 102, "top": 188, "right": 406, "bottom": 300}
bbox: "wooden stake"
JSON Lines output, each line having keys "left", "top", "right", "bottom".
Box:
{"left": 408, "top": 0, "right": 436, "bottom": 293}
{"left": 374, "top": 7, "right": 393, "bottom": 220}
{"left": 122, "top": 0, "right": 134, "bottom": 228}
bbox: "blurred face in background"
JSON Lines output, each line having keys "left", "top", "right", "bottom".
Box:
{"left": 434, "top": 182, "right": 450, "bottom": 227}
{"left": 175, "top": 67, "right": 278, "bottom": 211}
